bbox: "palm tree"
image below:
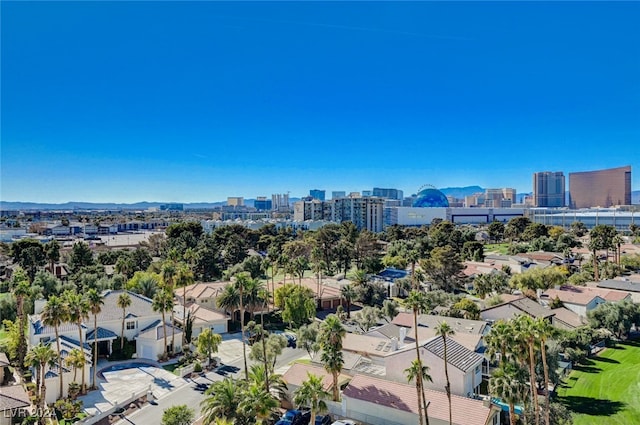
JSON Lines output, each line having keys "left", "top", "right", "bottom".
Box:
{"left": 489, "top": 361, "right": 528, "bottom": 425}
{"left": 294, "top": 372, "right": 331, "bottom": 425}
{"left": 348, "top": 269, "right": 368, "bottom": 287}
{"left": 403, "top": 290, "right": 431, "bottom": 425}
{"left": 40, "top": 294, "right": 67, "bottom": 398}
{"left": 176, "top": 263, "right": 194, "bottom": 346}
{"left": 239, "top": 383, "right": 280, "bottom": 424}
{"left": 235, "top": 272, "right": 251, "bottom": 380}
{"left": 196, "top": 328, "right": 222, "bottom": 368}
{"left": 340, "top": 284, "right": 355, "bottom": 319}
{"left": 248, "top": 363, "right": 288, "bottom": 402}
{"left": 64, "top": 290, "right": 89, "bottom": 394}
{"left": 162, "top": 261, "right": 178, "bottom": 353}
{"left": 86, "top": 288, "right": 103, "bottom": 390}
{"left": 319, "top": 314, "right": 345, "bottom": 401}
{"left": 153, "top": 289, "right": 174, "bottom": 360}
{"left": 484, "top": 319, "right": 513, "bottom": 366}
{"left": 117, "top": 292, "right": 132, "bottom": 350}
{"left": 405, "top": 359, "right": 432, "bottom": 425}
{"left": 435, "top": 321, "right": 455, "bottom": 425}
{"left": 200, "top": 378, "right": 243, "bottom": 423}
{"left": 535, "top": 318, "right": 555, "bottom": 425}
{"left": 65, "top": 348, "right": 85, "bottom": 383}
{"left": 515, "top": 314, "right": 539, "bottom": 424}
{"left": 24, "top": 343, "right": 56, "bottom": 418}
{"left": 217, "top": 283, "right": 240, "bottom": 322}
{"left": 612, "top": 234, "right": 624, "bottom": 265}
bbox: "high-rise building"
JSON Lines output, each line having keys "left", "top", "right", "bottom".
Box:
{"left": 293, "top": 197, "right": 384, "bottom": 232}
{"left": 331, "top": 191, "right": 346, "bottom": 199}
{"left": 569, "top": 166, "right": 631, "bottom": 208}
{"left": 272, "top": 193, "right": 290, "bottom": 211}
{"left": 309, "top": 189, "right": 326, "bottom": 201}
{"left": 484, "top": 188, "right": 516, "bottom": 208}
{"left": 533, "top": 171, "right": 565, "bottom": 207}
{"left": 373, "top": 187, "right": 404, "bottom": 200}
{"left": 227, "top": 197, "right": 244, "bottom": 207}
{"left": 254, "top": 196, "right": 272, "bottom": 211}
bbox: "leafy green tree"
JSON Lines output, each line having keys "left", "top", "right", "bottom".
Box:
{"left": 294, "top": 373, "right": 331, "bottom": 425}
{"left": 522, "top": 223, "right": 549, "bottom": 242}
{"left": 319, "top": 314, "right": 346, "bottom": 401}
{"left": 451, "top": 298, "right": 480, "bottom": 320}
{"left": 44, "top": 239, "right": 61, "bottom": 274}
{"left": 353, "top": 306, "right": 382, "bottom": 333}
{"left": 249, "top": 332, "right": 287, "bottom": 372}
{"left": 68, "top": 242, "right": 95, "bottom": 275}
{"left": 473, "top": 271, "right": 509, "bottom": 299}
{"left": 381, "top": 299, "right": 400, "bottom": 323}
{"left": 162, "top": 405, "right": 195, "bottom": 425}
{"left": 462, "top": 241, "right": 484, "bottom": 261}
{"left": 588, "top": 300, "right": 639, "bottom": 339}
{"left": 505, "top": 217, "right": 532, "bottom": 242}
{"left": 11, "top": 269, "right": 31, "bottom": 367}
{"left": 488, "top": 221, "right": 505, "bottom": 242}
{"left": 127, "top": 271, "right": 161, "bottom": 298}
{"left": 420, "top": 246, "right": 464, "bottom": 292}
{"left": 10, "top": 239, "right": 45, "bottom": 282}
{"left": 277, "top": 285, "right": 315, "bottom": 328}
{"left": 196, "top": 328, "right": 223, "bottom": 368}
{"left": 296, "top": 322, "right": 321, "bottom": 358}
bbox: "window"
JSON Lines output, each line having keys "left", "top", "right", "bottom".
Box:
{"left": 475, "top": 365, "right": 481, "bottom": 374}
{"left": 126, "top": 321, "right": 137, "bottom": 330}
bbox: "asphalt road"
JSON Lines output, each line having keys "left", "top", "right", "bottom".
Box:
{"left": 114, "top": 344, "right": 306, "bottom": 425}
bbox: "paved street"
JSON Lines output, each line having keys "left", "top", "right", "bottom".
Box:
{"left": 112, "top": 334, "right": 307, "bottom": 425}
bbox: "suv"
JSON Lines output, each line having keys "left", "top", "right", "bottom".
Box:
{"left": 275, "top": 409, "right": 311, "bottom": 425}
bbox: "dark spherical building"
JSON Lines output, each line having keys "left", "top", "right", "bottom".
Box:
{"left": 412, "top": 186, "right": 449, "bottom": 208}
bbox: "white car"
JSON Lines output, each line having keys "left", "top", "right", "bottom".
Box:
{"left": 331, "top": 421, "right": 357, "bottom": 425}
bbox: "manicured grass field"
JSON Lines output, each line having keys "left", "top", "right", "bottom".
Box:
{"left": 484, "top": 243, "right": 511, "bottom": 255}
{"left": 557, "top": 340, "right": 640, "bottom": 425}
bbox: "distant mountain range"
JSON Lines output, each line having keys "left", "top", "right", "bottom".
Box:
{"left": 1, "top": 189, "right": 639, "bottom": 210}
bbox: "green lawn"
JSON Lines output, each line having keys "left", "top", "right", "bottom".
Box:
{"left": 484, "top": 243, "right": 511, "bottom": 255}
{"left": 557, "top": 340, "right": 640, "bottom": 425}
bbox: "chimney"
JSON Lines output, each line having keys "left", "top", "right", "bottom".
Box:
{"left": 391, "top": 337, "right": 398, "bottom": 351}
{"left": 399, "top": 326, "right": 407, "bottom": 345}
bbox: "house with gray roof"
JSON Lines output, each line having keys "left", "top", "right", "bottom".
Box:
{"left": 0, "top": 385, "right": 31, "bottom": 425}
{"left": 480, "top": 296, "right": 554, "bottom": 323}
{"left": 385, "top": 336, "right": 485, "bottom": 397}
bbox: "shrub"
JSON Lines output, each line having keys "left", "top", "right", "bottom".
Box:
{"left": 193, "top": 362, "right": 202, "bottom": 373}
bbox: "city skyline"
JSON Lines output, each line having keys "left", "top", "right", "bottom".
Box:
{"left": 2, "top": 1, "right": 639, "bottom": 203}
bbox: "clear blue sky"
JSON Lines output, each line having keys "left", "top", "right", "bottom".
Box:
{"left": 2, "top": 1, "right": 639, "bottom": 203}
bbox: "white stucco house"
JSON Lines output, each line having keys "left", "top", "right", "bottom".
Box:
{"left": 540, "top": 285, "right": 632, "bottom": 317}
{"left": 173, "top": 303, "right": 228, "bottom": 339}
{"left": 135, "top": 320, "right": 183, "bottom": 360}
{"left": 28, "top": 290, "right": 169, "bottom": 401}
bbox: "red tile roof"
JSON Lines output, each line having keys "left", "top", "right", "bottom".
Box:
{"left": 343, "top": 374, "right": 496, "bottom": 425}
{"left": 282, "top": 363, "right": 350, "bottom": 391}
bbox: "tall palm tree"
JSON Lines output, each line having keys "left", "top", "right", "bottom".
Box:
{"left": 489, "top": 361, "right": 528, "bottom": 425}
{"left": 435, "top": 321, "right": 455, "bottom": 425}
{"left": 405, "top": 359, "right": 432, "bottom": 425}
{"left": 235, "top": 272, "right": 251, "bottom": 380}
{"left": 403, "top": 290, "right": 431, "bottom": 425}
{"left": 515, "top": 314, "right": 539, "bottom": 424}
{"left": 117, "top": 292, "right": 132, "bottom": 350}
{"left": 162, "top": 261, "right": 178, "bottom": 353}
{"left": 248, "top": 364, "right": 288, "bottom": 402}
{"left": 86, "top": 288, "right": 103, "bottom": 390}
{"left": 535, "top": 318, "right": 555, "bottom": 425}
{"left": 40, "top": 294, "right": 67, "bottom": 398}
{"left": 176, "top": 263, "right": 194, "bottom": 346}
{"left": 484, "top": 319, "right": 513, "bottom": 366}
{"left": 65, "top": 348, "right": 85, "bottom": 383}
{"left": 319, "top": 314, "right": 346, "bottom": 401}
{"left": 152, "top": 289, "right": 174, "bottom": 360}
{"left": 12, "top": 270, "right": 31, "bottom": 369}
{"left": 24, "top": 343, "right": 56, "bottom": 418}
{"left": 294, "top": 372, "right": 331, "bottom": 425}
{"left": 340, "top": 284, "right": 355, "bottom": 319}
{"left": 64, "top": 290, "right": 89, "bottom": 394}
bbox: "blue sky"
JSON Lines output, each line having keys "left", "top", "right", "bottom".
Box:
{"left": 2, "top": 1, "right": 639, "bottom": 203}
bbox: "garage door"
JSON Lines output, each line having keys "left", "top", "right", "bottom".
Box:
{"left": 141, "top": 344, "right": 154, "bottom": 360}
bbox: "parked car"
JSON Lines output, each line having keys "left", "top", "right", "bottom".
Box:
{"left": 273, "top": 330, "right": 297, "bottom": 348}
{"left": 330, "top": 421, "right": 357, "bottom": 425}
{"left": 314, "top": 414, "right": 332, "bottom": 425}
{"left": 275, "top": 409, "right": 311, "bottom": 425}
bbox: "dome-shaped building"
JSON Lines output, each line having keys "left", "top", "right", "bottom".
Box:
{"left": 412, "top": 186, "right": 449, "bottom": 208}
